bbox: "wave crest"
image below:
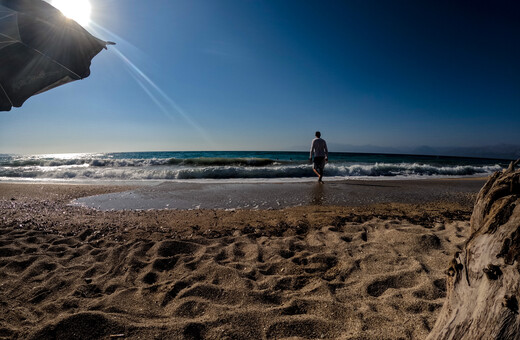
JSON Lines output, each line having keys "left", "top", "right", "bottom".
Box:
{"left": 0, "top": 162, "right": 502, "bottom": 180}
{"left": 1, "top": 157, "right": 278, "bottom": 168}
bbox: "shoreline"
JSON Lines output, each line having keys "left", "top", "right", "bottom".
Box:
{"left": 69, "top": 177, "right": 487, "bottom": 211}
{"left": 0, "top": 174, "right": 490, "bottom": 185}
{"left": 0, "top": 180, "right": 480, "bottom": 234}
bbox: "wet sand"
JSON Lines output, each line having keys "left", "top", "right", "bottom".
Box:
{"left": 73, "top": 178, "right": 485, "bottom": 210}
{"left": 0, "top": 180, "right": 484, "bottom": 339}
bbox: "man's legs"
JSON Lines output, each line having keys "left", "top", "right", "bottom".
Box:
{"left": 313, "top": 157, "right": 325, "bottom": 182}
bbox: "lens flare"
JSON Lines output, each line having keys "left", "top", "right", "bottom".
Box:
{"left": 87, "top": 22, "right": 214, "bottom": 148}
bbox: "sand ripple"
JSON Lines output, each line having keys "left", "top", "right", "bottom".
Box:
{"left": 0, "top": 216, "right": 468, "bottom": 339}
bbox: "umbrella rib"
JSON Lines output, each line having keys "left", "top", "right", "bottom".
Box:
{"left": 0, "top": 13, "right": 14, "bottom": 20}
{"left": 0, "top": 33, "right": 17, "bottom": 44}
{"left": 0, "top": 82, "right": 14, "bottom": 107}
{"left": 27, "top": 45, "right": 83, "bottom": 79}
{"left": 0, "top": 33, "right": 82, "bottom": 79}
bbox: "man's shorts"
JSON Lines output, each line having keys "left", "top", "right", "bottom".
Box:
{"left": 313, "top": 156, "right": 326, "bottom": 172}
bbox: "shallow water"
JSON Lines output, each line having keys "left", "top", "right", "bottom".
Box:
{"left": 72, "top": 178, "right": 486, "bottom": 210}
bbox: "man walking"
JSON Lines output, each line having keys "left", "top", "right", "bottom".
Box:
{"left": 309, "top": 131, "right": 328, "bottom": 183}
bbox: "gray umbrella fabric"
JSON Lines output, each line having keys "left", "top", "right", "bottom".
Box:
{"left": 0, "top": 0, "right": 112, "bottom": 111}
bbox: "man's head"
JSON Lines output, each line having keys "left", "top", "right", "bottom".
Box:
{"left": 315, "top": 131, "right": 321, "bottom": 138}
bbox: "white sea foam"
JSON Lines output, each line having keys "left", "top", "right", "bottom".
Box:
{"left": 0, "top": 151, "right": 507, "bottom": 183}
{"left": 0, "top": 161, "right": 503, "bottom": 183}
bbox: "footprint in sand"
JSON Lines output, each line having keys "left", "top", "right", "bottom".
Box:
{"left": 366, "top": 271, "right": 420, "bottom": 297}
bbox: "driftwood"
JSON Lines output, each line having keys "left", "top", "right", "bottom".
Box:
{"left": 427, "top": 159, "right": 520, "bottom": 340}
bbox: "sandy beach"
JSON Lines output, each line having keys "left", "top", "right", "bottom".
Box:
{"left": 0, "top": 179, "right": 484, "bottom": 339}
{"left": 2, "top": 0, "right": 517, "bottom": 337}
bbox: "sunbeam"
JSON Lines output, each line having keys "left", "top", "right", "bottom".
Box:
{"left": 127, "top": 70, "right": 171, "bottom": 119}
{"left": 88, "top": 22, "right": 215, "bottom": 149}
{"left": 111, "top": 48, "right": 214, "bottom": 147}
{"left": 90, "top": 22, "right": 138, "bottom": 51}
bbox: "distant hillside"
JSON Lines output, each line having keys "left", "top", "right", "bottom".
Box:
{"left": 408, "top": 144, "right": 520, "bottom": 160}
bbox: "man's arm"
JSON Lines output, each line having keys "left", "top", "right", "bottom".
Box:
{"left": 324, "top": 141, "right": 328, "bottom": 160}
{"left": 309, "top": 140, "right": 315, "bottom": 161}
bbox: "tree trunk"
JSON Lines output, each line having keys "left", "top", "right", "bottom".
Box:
{"left": 427, "top": 159, "right": 520, "bottom": 340}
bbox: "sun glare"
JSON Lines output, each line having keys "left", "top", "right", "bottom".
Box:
{"left": 52, "top": 0, "right": 92, "bottom": 27}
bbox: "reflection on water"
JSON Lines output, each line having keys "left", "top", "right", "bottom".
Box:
{"left": 311, "top": 182, "right": 325, "bottom": 205}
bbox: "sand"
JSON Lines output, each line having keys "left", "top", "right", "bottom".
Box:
{"left": 0, "top": 181, "right": 480, "bottom": 339}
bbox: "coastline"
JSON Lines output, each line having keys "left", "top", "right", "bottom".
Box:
{"left": 0, "top": 178, "right": 485, "bottom": 339}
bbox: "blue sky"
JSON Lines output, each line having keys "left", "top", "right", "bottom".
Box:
{"left": 1, "top": 0, "right": 519, "bottom": 154}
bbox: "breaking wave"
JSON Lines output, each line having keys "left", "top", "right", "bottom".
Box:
{"left": 0, "top": 161, "right": 503, "bottom": 181}
{"left": 0, "top": 157, "right": 278, "bottom": 168}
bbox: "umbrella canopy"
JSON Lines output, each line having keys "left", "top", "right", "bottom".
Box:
{"left": 0, "top": 0, "right": 113, "bottom": 111}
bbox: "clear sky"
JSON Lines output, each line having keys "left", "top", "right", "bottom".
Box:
{"left": 1, "top": 0, "right": 519, "bottom": 154}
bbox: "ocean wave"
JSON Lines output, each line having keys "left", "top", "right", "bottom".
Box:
{"left": 329, "top": 162, "right": 503, "bottom": 177}
{"left": 0, "top": 162, "right": 503, "bottom": 180}
{"left": 0, "top": 157, "right": 279, "bottom": 168}
{"left": 172, "top": 157, "right": 278, "bottom": 167}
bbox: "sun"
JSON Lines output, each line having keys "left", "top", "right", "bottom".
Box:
{"left": 52, "top": 0, "right": 92, "bottom": 27}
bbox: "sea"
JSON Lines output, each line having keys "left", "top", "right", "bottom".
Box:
{"left": 0, "top": 151, "right": 509, "bottom": 185}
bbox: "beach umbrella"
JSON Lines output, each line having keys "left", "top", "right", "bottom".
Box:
{"left": 0, "top": 0, "right": 113, "bottom": 111}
